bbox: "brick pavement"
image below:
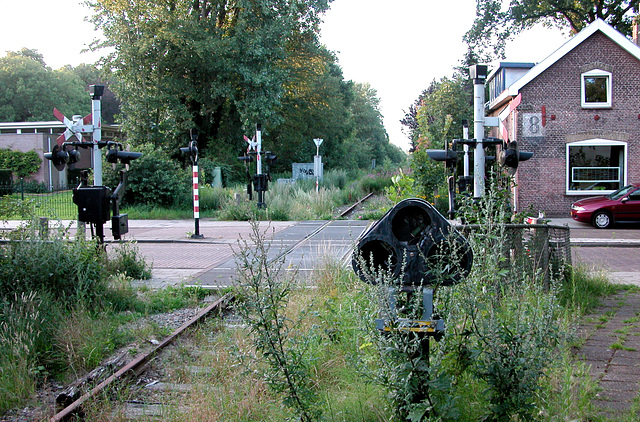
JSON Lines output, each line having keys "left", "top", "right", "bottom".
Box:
{"left": 575, "top": 291, "right": 640, "bottom": 419}
{"left": 548, "top": 218, "right": 640, "bottom": 419}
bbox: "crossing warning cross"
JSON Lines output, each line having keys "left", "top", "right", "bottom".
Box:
{"left": 53, "top": 108, "right": 93, "bottom": 145}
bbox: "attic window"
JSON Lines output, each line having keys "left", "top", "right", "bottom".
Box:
{"left": 581, "top": 69, "right": 611, "bottom": 108}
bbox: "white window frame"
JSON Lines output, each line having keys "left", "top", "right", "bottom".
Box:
{"left": 581, "top": 69, "right": 612, "bottom": 108}
{"left": 566, "top": 139, "right": 627, "bottom": 195}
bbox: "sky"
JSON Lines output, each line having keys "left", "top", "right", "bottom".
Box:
{"left": 0, "top": 0, "right": 570, "bottom": 150}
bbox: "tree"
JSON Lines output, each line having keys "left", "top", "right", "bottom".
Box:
{"left": 87, "top": 0, "right": 332, "bottom": 159}
{"left": 406, "top": 76, "right": 472, "bottom": 198}
{"left": 465, "top": 0, "right": 639, "bottom": 60}
{"left": 0, "top": 49, "right": 88, "bottom": 122}
{"left": 268, "top": 39, "right": 353, "bottom": 170}
{"left": 340, "top": 82, "right": 404, "bottom": 169}
{"left": 65, "top": 63, "right": 121, "bottom": 124}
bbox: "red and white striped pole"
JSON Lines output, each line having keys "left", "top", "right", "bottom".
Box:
{"left": 181, "top": 129, "right": 204, "bottom": 239}
{"left": 191, "top": 164, "right": 203, "bottom": 239}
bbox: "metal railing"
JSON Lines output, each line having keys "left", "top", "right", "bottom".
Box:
{"left": 458, "top": 223, "right": 572, "bottom": 286}
{"left": 1, "top": 180, "right": 77, "bottom": 220}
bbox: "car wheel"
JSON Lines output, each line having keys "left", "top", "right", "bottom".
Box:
{"left": 592, "top": 210, "right": 613, "bottom": 229}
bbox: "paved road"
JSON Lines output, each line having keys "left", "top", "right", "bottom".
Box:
{"left": 548, "top": 218, "right": 640, "bottom": 286}
{"left": 116, "top": 219, "right": 371, "bottom": 288}
{"left": 3, "top": 217, "right": 638, "bottom": 286}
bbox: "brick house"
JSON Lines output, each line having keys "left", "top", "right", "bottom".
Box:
{"left": 0, "top": 120, "right": 122, "bottom": 189}
{"left": 486, "top": 19, "right": 640, "bottom": 217}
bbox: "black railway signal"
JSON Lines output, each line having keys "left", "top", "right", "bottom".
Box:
{"left": 44, "top": 145, "right": 69, "bottom": 171}
{"left": 426, "top": 149, "right": 458, "bottom": 170}
{"left": 498, "top": 140, "right": 533, "bottom": 175}
{"left": 67, "top": 148, "right": 81, "bottom": 169}
{"left": 353, "top": 198, "right": 473, "bottom": 287}
{"left": 105, "top": 145, "right": 143, "bottom": 165}
{"left": 180, "top": 129, "right": 199, "bottom": 165}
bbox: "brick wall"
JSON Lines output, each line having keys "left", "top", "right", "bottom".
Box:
{"left": 511, "top": 32, "right": 640, "bottom": 217}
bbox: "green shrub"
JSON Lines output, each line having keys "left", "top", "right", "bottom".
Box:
{"left": 0, "top": 234, "right": 106, "bottom": 303}
{"left": 358, "top": 173, "right": 393, "bottom": 193}
{"left": 558, "top": 264, "right": 618, "bottom": 314}
{"left": 103, "top": 144, "right": 190, "bottom": 207}
{"left": 0, "top": 291, "right": 44, "bottom": 412}
{"left": 0, "top": 149, "right": 41, "bottom": 179}
{"left": 234, "top": 221, "right": 323, "bottom": 421}
{"left": 199, "top": 185, "right": 233, "bottom": 211}
{"left": 218, "top": 197, "right": 256, "bottom": 221}
{"left": 323, "top": 169, "right": 348, "bottom": 189}
{"left": 107, "top": 241, "right": 152, "bottom": 280}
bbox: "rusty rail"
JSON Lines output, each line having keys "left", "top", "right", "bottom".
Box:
{"left": 51, "top": 294, "right": 233, "bottom": 421}
{"left": 51, "top": 195, "right": 375, "bottom": 420}
{"left": 339, "top": 192, "right": 374, "bottom": 217}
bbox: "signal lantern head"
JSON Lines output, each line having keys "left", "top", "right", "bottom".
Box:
{"left": 426, "top": 149, "right": 458, "bottom": 170}
{"left": 353, "top": 198, "right": 473, "bottom": 287}
{"left": 67, "top": 148, "right": 81, "bottom": 169}
{"left": 106, "top": 144, "right": 142, "bottom": 166}
{"left": 44, "top": 144, "right": 70, "bottom": 171}
{"left": 498, "top": 141, "right": 533, "bottom": 175}
{"left": 265, "top": 152, "right": 277, "bottom": 164}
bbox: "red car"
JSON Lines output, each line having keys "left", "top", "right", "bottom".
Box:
{"left": 571, "top": 183, "right": 640, "bottom": 228}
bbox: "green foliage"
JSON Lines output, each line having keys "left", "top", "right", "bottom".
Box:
{"left": 386, "top": 168, "right": 417, "bottom": 203}
{"left": 215, "top": 179, "right": 359, "bottom": 221}
{"left": 406, "top": 76, "right": 471, "bottom": 203}
{"left": 464, "top": 0, "right": 638, "bottom": 61}
{"left": 88, "top": 1, "right": 402, "bottom": 176}
{"left": 0, "top": 196, "right": 36, "bottom": 220}
{"left": 0, "top": 48, "right": 89, "bottom": 122}
{"left": 558, "top": 264, "right": 618, "bottom": 314}
{"left": 103, "top": 143, "right": 190, "bottom": 207}
{"left": 0, "top": 149, "right": 41, "bottom": 178}
{"left": 107, "top": 241, "right": 152, "bottom": 280}
{"left": 0, "top": 227, "right": 106, "bottom": 303}
{"left": 90, "top": 0, "right": 330, "bottom": 156}
{"left": 234, "top": 221, "right": 322, "bottom": 421}
{"left": 357, "top": 172, "right": 394, "bottom": 193}
{"left": 322, "top": 169, "right": 348, "bottom": 189}
{"left": 351, "top": 182, "right": 583, "bottom": 421}
{"left": 0, "top": 291, "right": 44, "bottom": 412}
{"left": 410, "top": 148, "right": 446, "bottom": 200}
{"left": 199, "top": 185, "right": 233, "bottom": 211}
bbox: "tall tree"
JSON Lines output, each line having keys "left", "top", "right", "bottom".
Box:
{"left": 465, "top": 0, "right": 639, "bottom": 60}
{"left": 66, "top": 63, "right": 121, "bottom": 124}
{"left": 87, "top": 0, "right": 332, "bottom": 158}
{"left": 0, "top": 48, "right": 89, "bottom": 122}
{"left": 341, "top": 82, "right": 404, "bottom": 169}
{"left": 269, "top": 42, "right": 352, "bottom": 169}
{"left": 405, "top": 76, "right": 472, "bottom": 198}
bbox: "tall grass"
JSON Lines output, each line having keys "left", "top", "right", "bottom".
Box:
{"left": 0, "top": 218, "right": 182, "bottom": 412}
{"left": 0, "top": 292, "right": 44, "bottom": 412}
{"left": 216, "top": 181, "right": 356, "bottom": 221}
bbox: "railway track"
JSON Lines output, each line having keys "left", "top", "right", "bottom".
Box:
{"left": 338, "top": 192, "right": 374, "bottom": 218}
{"left": 50, "top": 194, "right": 376, "bottom": 421}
